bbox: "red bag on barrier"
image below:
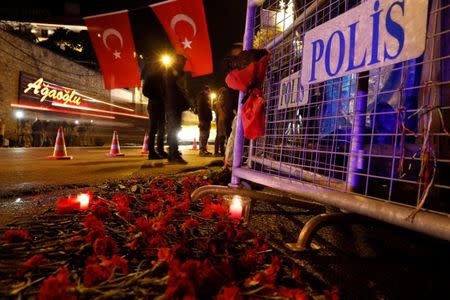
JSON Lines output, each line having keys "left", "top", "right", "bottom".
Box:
{"left": 225, "top": 63, "right": 255, "bottom": 92}
{"left": 242, "top": 89, "right": 265, "bottom": 140}
{"left": 225, "top": 52, "right": 270, "bottom": 140}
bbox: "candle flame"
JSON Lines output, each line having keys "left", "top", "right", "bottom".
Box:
{"left": 77, "top": 193, "right": 90, "bottom": 210}
{"left": 229, "top": 196, "right": 243, "bottom": 219}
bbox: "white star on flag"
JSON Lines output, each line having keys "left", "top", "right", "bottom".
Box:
{"left": 113, "top": 50, "right": 121, "bottom": 59}
{"left": 182, "top": 37, "right": 192, "bottom": 49}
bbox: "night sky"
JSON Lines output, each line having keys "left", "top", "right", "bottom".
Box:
{"left": 0, "top": 0, "right": 247, "bottom": 92}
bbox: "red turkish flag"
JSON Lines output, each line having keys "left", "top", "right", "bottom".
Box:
{"left": 84, "top": 11, "right": 141, "bottom": 89}
{"left": 151, "top": 0, "right": 213, "bottom": 77}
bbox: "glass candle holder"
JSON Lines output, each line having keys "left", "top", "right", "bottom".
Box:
{"left": 222, "top": 195, "right": 252, "bottom": 223}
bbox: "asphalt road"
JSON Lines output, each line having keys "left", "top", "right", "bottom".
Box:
{"left": 0, "top": 146, "right": 222, "bottom": 197}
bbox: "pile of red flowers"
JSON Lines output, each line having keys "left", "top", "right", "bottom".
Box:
{"left": 0, "top": 170, "right": 338, "bottom": 299}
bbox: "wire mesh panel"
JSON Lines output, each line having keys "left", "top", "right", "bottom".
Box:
{"left": 236, "top": 0, "right": 450, "bottom": 217}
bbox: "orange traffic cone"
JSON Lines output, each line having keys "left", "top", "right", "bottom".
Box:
{"left": 48, "top": 127, "right": 72, "bottom": 160}
{"left": 106, "top": 131, "right": 125, "bottom": 157}
{"left": 192, "top": 137, "right": 198, "bottom": 150}
{"left": 141, "top": 133, "right": 149, "bottom": 154}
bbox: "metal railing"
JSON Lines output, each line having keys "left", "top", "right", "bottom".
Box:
{"left": 231, "top": 0, "right": 450, "bottom": 241}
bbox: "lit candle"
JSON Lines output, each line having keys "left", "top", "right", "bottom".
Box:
{"left": 77, "top": 193, "right": 90, "bottom": 210}
{"left": 229, "top": 196, "right": 243, "bottom": 219}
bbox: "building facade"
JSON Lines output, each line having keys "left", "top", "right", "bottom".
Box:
{"left": 0, "top": 28, "right": 148, "bottom": 147}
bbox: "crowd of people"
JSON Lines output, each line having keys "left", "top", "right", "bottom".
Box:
{"left": 0, "top": 119, "right": 96, "bottom": 148}
{"left": 143, "top": 43, "right": 243, "bottom": 165}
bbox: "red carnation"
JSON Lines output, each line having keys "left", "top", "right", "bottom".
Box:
{"left": 164, "top": 193, "right": 179, "bottom": 207}
{"left": 245, "top": 256, "right": 282, "bottom": 288}
{"left": 3, "top": 229, "right": 31, "bottom": 243}
{"left": 109, "top": 255, "right": 129, "bottom": 274}
{"left": 112, "top": 194, "right": 132, "bottom": 207}
{"left": 174, "top": 201, "right": 190, "bottom": 214}
{"left": 38, "top": 268, "right": 75, "bottom": 300}
{"left": 83, "top": 254, "right": 130, "bottom": 287}
{"left": 135, "top": 216, "right": 154, "bottom": 238}
{"left": 200, "top": 203, "right": 227, "bottom": 219}
{"left": 93, "top": 236, "right": 118, "bottom": 257}
{"left": 83, "top": 261, "right": 111, "bottom": 287}
{"left": 291, "top": 265, "right": 304, "bottom": 286}
{"left": 142, "top": 188, "right": 166, "bottom": 202}
{"left": 165, "top": 259, "right": 222, "bottom": 299}
{"left": 324, "top": 286, "right": 340, "bottom": 300}
{"left": 158, "top": 247, "right": 171, "bottom": 262}
{"left": 91, "top": 199, "right": 111, "bottom": 220}
{"left": 117, "top": 206, "right": 136, "bottom": 222}
{"left": 17, "top": 254, "right": 48, "bottom": 277}
{"left": 83, "top": 214, "right": 105, "bottom": 243}
{"left": 278, "top": 287, "right": 309, "bottom": 300}
{"left": 148, "top": 234, "right": 167, "bottom": 248}
{"left": 216, "top": 285, "right": 242, "bottom": 300}
{"left": 181, "top": 217, "right": 200, "bottom": 233}
{"left": 147, "top": 201, "right": 163, "bottom": 215}
{"left": 165, "top": 260, "right": 197, "bottom": 299}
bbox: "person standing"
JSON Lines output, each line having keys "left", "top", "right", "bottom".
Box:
{"left": 213, "top": 88, "right": 227, "bottom": 156}
{"left": 78, "top": 123, "right": 87, "bottom": 146}
{"left": 0, "top": 117, "right": 5, "bottom": 147}
{"left": 164, "top": 54, "right": 190, "bottom": 164}
{"left": 143, "top": 63, "right": 168, "bottom": 159}
{"left": 222, "top": 43, "right": 243, "bottom": 166}
{"left": 32, "top": 119, "right": 43, "bottom": 147}
{"left": 195, "top": 86, "right": 213, "bottom": 156}
{"left": 22, "top": 120, "right": 33, "bottom": 147}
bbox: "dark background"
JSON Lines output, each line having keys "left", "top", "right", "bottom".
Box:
{"left": 0, "top": 0, "right": 247, "bottom": 93}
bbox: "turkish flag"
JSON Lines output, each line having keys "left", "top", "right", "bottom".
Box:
{"left": 84, "top": 11, "right": 141, "bottom": 89}
{"left": 151, "top": 0, "right": 213, "bottom": 77}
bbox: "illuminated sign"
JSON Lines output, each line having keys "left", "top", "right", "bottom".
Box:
{"left": 24, "top": 77, "right": 82, "bottom": 106}
{"left": 17, "top": 72, "right": 148, "bottom": 119}
{"left": 278, "top": 71, "right": 309, "bottom": 109}
{"left": 301, "top": 0, "right": 428, "bottom": 85}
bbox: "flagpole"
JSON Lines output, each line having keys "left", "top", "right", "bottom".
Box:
{"left": 230, "top": 0, "right": 257, "bottom": 187}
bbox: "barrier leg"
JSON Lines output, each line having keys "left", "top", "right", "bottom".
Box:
{"left": 285, "top": 213, "right": 369, "bottom": 252}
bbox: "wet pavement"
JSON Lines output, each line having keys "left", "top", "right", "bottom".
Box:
{"left": 0, "top": 146, "right": 222, "bottom": 197}
{"left": 249, "top": 198, "right": 450, "bottom": 299}
{"left": 1, "top": 147, "right": 449, "bottom": 299}
{"left": 0, "top": 164, "right": 449, "bottom": 299}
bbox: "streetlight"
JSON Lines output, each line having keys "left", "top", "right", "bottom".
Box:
{"left": 209, "top": 91, "right": 217, "bottom": 108}
{"left": 209, "top": 91, "right": 217, "bottom": 101}
{"left": 15, "top": 110, "right": 24, "bottom": 119}
{"left": 160, "top": 54, "right": 173, "bottom": 68}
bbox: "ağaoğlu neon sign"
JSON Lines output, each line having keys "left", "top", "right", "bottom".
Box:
{"left": 17, "top": 72, "right": 147, "bottom": 119}
{"left": 24, "top": 77, "right": 82, "bottom": 106}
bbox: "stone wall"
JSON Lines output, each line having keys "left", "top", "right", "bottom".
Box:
{"left": 0, "top": 29, "right": 110, "bottom": 141}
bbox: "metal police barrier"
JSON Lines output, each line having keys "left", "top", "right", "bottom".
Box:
{"left": 194, "top": 0, "right": 450, "bottom": 246}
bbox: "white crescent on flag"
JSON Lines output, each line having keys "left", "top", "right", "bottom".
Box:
{"left": 102, "top": 28, "right": 124, "bottom": 49}
{"left": 170, "top": 14, "right": 197, "bottom": 36}
{"left": 102, "top": 28, "right": 124, "bottom": 59}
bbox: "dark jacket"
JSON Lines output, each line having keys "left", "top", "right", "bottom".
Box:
{"left": 213, "top": 96, "right": 226, "bottom": 136}
{"left": 165, "top": 68, "right": 190, "bottom": 113}
{"left": 196, "top": 90, "right": 212, "bottom": 123}
{"left": 143, "top": 70, "right": 165, "bottom": 109}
